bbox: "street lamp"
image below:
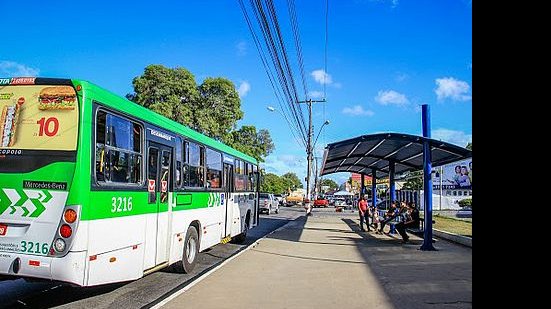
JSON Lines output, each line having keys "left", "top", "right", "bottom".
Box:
{"left": 313, "top": 120, "right": 330, "bottom": 149}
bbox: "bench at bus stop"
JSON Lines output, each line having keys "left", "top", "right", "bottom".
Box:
{"left": 380, "top": 213, "right": 435, "bottom": 237}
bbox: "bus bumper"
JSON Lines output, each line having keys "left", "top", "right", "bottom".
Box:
{"left": 0, "top": 250, "right": 87, "bottom": 286}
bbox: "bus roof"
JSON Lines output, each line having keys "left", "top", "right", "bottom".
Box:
{"left": 75, "top": 79, "right": 258, "bottom": 164}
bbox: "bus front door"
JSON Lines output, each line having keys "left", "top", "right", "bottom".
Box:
{"left": 145, "top": 143, "right": 172, "bottom": 269}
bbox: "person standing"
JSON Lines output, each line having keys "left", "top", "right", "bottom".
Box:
{"left": 358, "top": 195, "right": 370, "bottom": 232}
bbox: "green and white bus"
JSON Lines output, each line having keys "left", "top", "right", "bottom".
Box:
{"left": 0, "top": 77, "right": 260, "bottom": 286}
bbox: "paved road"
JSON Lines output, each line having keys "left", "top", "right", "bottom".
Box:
{"left": 0, "top": 207, "right": 304, "bottom": 309}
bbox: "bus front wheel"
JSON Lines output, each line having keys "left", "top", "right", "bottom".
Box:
{"left": 181, "top": 226, "right": 199, "bottom": 273}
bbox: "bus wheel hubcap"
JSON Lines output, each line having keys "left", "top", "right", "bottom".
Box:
{"left": 187, "top": 238, "right": 197, "bottom": 262}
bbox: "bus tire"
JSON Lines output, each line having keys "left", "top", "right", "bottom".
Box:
{"left": 181, "top": 226, "right": 199, "bottom": 273}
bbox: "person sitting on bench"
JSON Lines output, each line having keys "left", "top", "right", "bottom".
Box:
{"left": 378, "top": 202, "right": 398, "bottom": 234}
{"left": 395, "top": 202, "right": 420, "bottom": 243}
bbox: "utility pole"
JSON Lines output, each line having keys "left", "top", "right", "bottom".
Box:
{"left": 298, "top": 98, "right": 326, "bottom": 215}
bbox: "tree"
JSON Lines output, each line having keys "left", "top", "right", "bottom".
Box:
{"left": 127, "top": 65, "right": 275, "bottom": 162}
{"left": 466, "top": 142, "right": 472, "bottom": 150}
{"left": 402, "top": 170, "right": 423, "bottom": 190}
{"left": 320, "top": 178, "right": 338, "bottom": 190}
{"left": 127, "top": 65, "right": 198, "bottom": 126}
{"left": 281, "top": 172, "right": 303, "bottom": 191}
{"left": 196, "top": 77, "right": 243, "bottom": 140}
{"left": 228, "top": 126, "right": 274, "bottom": 162}
{"left": 260, "top": 173, "right": 285, "bottom": 194}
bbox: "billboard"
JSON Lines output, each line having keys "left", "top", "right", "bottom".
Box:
{"left": 1, "top": 84, "right": 78, "bottom": 151}
{"left": 433, "top": 158, "right": 472, "bottom": 190}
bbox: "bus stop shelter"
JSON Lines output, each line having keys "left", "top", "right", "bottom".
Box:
{"left": 320, "top": 131, "right": 471, "bottom": 250}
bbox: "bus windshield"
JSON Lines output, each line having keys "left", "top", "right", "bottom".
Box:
{"left": 0, "top": 84, "right": 79, "bottom": 151}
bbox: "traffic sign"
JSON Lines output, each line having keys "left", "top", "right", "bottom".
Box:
{"left": 161, "top": 180, "right": 167, "bottom": 193}
{"left": 148, "top": 179, "right": 155, "bottom": 192}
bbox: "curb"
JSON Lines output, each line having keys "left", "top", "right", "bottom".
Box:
{"left": 433, "top": 229, "right": 472, "bottom": 247}
{"left": 148, "top": 217, "right": 301, "bottom": 309}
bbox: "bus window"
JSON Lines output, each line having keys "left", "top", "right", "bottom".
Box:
{"left": 206, "top": 148, "right": 222, "bottom": 189}
{"left": 95, "top": 110, "right": 143, "bottom": 184}
{"left": 252, "top": 165, "right": 258, "bottom": 190}
{"left": 187, "top": 142, "right": 205, "bottom": 188}
{"left": 247, "top": 163, "right": 253, "bottom": 191}
{"left": 234, "top": 159, "right": 245, "bottom": 191}
{"left": 175, "top": 139, "right": 182, "bottom": 187}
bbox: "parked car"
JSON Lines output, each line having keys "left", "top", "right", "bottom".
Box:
{"left": 274, "top": 194, "right": 285, "bottom": 206}
{"left": 334, "top": 198, "right": 347, "bottom": 208}
{"left": 259, "top": 193, "right": 279, "bottom": 215}
{"left": 313, "top": 196, "right": 329, "bottom": 208}
{"left": 456, "top": 206, "right": 472, "bottom": 218}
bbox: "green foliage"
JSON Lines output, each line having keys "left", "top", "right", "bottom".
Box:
{"left": 458, "top": 198, "right": 472, "bottom": 208}
{"left": 402, "top": 170, "right": 423, "bottom": 190}
{"left": 227, "top": 125, "right": 274, "bottom": 162}
{"left": 281, "top": 172, "right": 303, "bottom": 190}
{"left": 260, "top": 173, "right": 286, "bottom": 194}
{"left": 196, "top": 77, "right": 243, "bottom": 140}
{"left": 466, "top": 142, "right": 472, "bottom": 150}
{"left": 320, "top": 178, "right": 338, "bottom": 190}
{"left": 127, "top": 65, "right": 198, "bottom": 126}
{"left": 127, "top": 65, "right": 274, "bottom": 162}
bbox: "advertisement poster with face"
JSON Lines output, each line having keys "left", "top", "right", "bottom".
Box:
{"left": 432, "top": 158, "right": 472, "bottom": 190}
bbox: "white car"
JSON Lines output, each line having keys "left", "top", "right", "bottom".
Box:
{"left": 259, "top": 193, "right": 279, "bottom": 215}
{"left": 273, "top": 194, "right": 285, "bottom": 206}
{"left": 334, "top": 199, "right": 347, "bottom": 207}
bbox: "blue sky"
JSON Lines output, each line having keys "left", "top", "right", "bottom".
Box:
{"left": 0, "top": 0, "right": 471, "bottom": 186}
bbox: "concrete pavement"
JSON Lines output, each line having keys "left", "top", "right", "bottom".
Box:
{"left": 161, "top": 209, "right": 472, "bottom": 309}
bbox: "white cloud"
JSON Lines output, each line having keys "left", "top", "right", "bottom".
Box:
{"left": 236, "top": 41, "right": 247, "bottom": 56}
{"left": 237, "top": 81, "right": 251, "bottom": 97}
{"left": 435, "top": 77, "right": 471, "bottom": 101}
{"left": 0, "top": 61, "right": 39, "bottom": 77}
{"left": 375, "top": 90, "right": 409, "bottom": 106}
{"left": 342, "top": 105, "right": 375, "bottom": 117}
{"left": 308, "top": 91, "right": 324, "bottom": 99}
{"left": 432, "top": 128, "right": 472, "bottom": 148}
{"left": 311, "top": 69, "right": 333, "bottom": 85}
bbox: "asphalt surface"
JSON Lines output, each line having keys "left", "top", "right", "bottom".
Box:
{"left": 0, "top": 207, "right": 304, "bottom": 309}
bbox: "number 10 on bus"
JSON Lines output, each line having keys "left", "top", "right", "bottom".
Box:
{"left": 36, "top": 117, "right": 59, "bottom": 137}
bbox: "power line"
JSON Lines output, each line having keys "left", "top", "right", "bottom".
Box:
{"left": 241, "top": 0, "right": 310, "bottom": 146}
{"left": 323, "top": 0, "right": 329, "bottom": 150}
{"left": 238, "top": 0, "right": 306, "bottom": 148}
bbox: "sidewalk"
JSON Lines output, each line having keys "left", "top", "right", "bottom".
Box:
{"left": 162, "top": 211, "right": 472, "bottom": 309}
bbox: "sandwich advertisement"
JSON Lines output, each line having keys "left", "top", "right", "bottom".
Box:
{"left": 0, "top": 84, "right": 78, "bottom": 151}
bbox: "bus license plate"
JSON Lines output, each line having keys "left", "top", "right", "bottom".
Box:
{"left": 0, "top": 224, "right": 7, "bottom": 236}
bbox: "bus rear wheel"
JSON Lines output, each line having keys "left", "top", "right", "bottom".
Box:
{"left": 181, "top": 226, "right": 199, "bottom": 273}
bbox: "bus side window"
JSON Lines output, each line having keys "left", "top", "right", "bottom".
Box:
{"left": 175, "top": 138, "right": 182, "bottom": 188}
{"left": 187, "top": 142, "right": 205, "bottom": 188}
{"left": 95, "top": 109, "right": 143, "bottom": 185}
{"left": 206, "top": 148, "right": 222, "bottom": 189}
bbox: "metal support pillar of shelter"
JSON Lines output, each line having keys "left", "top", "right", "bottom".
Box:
{"left": 421, "top": 104, "right": 436, "bottom": 251}
{"left": 361, "top": 174, "right": 365, "bottom": 198}
{"left": 389, "top": 161, "right": 395, "bottom": 207}
{"left": 371, "top": 169, "right": 377, "bottom": 209}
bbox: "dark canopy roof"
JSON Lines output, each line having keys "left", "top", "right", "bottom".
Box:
{"left": 320, "top": 133, "right": 472, "bottom": 178}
